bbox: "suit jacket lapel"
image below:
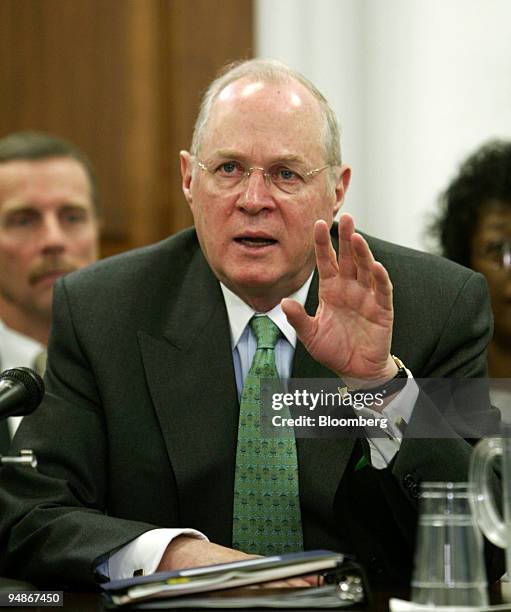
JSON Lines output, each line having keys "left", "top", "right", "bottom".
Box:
{"left": 292, "top": 270, "right": 355, "bottom": 544}
{"left": 138, "top": 247, "right": 239, "bottom": 545}
{"left": 138, "top": 234, "right": 354, "bottom": 546}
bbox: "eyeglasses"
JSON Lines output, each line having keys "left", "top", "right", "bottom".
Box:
{"left": 476, "top": 239, "right": 511, "bottom": 269}
{"left": 195, "top": 159, "right": 332, "bottom": 195}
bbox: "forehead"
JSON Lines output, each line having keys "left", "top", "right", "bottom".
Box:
{"left": 477, "top": 202, "right": 511, "bottom": 234}
{"left": 0, "top": 157, "right": 93, "bottom": 212}
{"left": 201, "top": 77, "right": 325, "bottom": 161}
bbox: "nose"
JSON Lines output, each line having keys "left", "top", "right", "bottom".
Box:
{"left": 237, "top": 168, "right": 276, "bottom": 214}
{"left": 40, "top": 213, "right": 67, "bottom": 254}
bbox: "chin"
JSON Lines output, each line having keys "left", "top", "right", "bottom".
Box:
{"left": 32, "top": 295, "right": 54, "bottom": 317}
{"left": 221, "top": 261, "right": 276, "bottom": 285}
{"left": 235, "top": 267, "right": 284, "bottom": 285}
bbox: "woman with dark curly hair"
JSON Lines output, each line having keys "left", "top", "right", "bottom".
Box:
{"left": 432, "top": 140, "right": 511, "bottom": 409}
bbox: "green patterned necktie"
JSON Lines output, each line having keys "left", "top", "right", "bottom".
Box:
{"left": 232, "top": 315, "right": 303, "bottom": 555}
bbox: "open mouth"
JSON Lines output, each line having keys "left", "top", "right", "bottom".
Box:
{"left": 234, "top": 236, "right": 277, "bottom": 247}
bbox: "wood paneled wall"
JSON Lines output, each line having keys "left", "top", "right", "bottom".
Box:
{"left": 0, "top": 0, "right": 253, "bottom": 256}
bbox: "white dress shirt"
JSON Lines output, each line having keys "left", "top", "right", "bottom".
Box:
{"left": 0, "top": 318, "right": 45, "bottom": 437}
{"left": 221, "top": 278, "right": 417, "bottom": 468}
{"left": 107, "top": 276, "right": 417, "bottom": 579}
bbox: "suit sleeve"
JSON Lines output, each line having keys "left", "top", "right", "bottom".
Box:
{"left": 385, "top": 271, "right": 504, "bottom": 580}
{"left": 424, "top": 272, "right": 493, "bottom": 377}
{"left": 391, "top": 270, "right": 498, "bottom": 487}
{"left": 0, "top": 281, "right": 158, "bottom": 589}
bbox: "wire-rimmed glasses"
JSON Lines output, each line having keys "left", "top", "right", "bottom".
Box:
{"left": 195, "top": 158, "right": 332, "bottom": 195}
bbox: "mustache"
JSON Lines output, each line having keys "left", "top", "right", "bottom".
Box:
{"left": 28, "top": 258, "right": 77, "bottom": 285}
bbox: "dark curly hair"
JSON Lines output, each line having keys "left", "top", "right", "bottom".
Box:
{"left": 431, "top": 140, "right": 511, "bottom": 267}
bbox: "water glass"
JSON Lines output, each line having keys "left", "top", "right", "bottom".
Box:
{"left": 411, "top": 482, "right": 488, "bottom": 607}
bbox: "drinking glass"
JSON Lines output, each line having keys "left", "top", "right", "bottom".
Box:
{"left": 411, "top": 482, "right": 489, "bottom": 607}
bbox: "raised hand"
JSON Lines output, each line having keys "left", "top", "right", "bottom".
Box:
{"left": 281, "top": 213, "right": 397, "bottom": 387}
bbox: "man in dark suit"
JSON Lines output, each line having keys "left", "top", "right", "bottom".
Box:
{"left": 0, "top": 131, "right": 99, "bottom": 454}
{"left": 0, "top": 59, "right": 501, "bottom": 588}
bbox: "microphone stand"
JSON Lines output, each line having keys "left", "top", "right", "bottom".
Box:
{"left": 0, "top": 366, "right": 45, "bottom": 471}
{"left": 0, "top": 433, "right": 39, "bottom": 590}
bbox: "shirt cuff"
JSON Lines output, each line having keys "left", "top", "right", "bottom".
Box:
{"left": 106, "top": 528, "right": 208, "bottom": 580}
{"left": 361, "top": 371, "right": 418, "bottom": 469}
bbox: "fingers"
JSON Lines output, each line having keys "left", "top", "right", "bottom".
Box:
{"left": 337, "top": 214, "right": 357, "bottom": 279}
{"left": 352, "top": 233, "right": 378, "bottom": 289}
{"left": 309, "top": 214, "right": 393, "bottom": 319}
{"left": 339, "top": 213, "right": 370, "bottom": 282}
{"left": 259, "top": 573, "right": 319, "bottom": 589}
{"left": 301, "top": 573, "right": 322, "bottom": 586}
{"left": 315, "top": 214, "right": 373, "bottom": 284}
{"left": 260, "top": 576, "right": 314, "bottom": 588}
{"left": 353, "top": 241, "right": 393, "bottom": 309}
{"left": 281, "top": 298, "right": 314, "bottom": 343}
{"left": 337, "top": 214, "right": 392, "bottom": 302}
{"left": 372, "top": 261, "right": 393, "bottom": 311}
{"left": 314, "top": 220, "right": 339, "bottom": 280}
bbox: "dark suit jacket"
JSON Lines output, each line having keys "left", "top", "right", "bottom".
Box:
{"left": 0, "top": 226, "right": 501, "bottom": 588}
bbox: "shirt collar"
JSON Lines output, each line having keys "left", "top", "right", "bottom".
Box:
{"left": 0, "top": 318, "right": 45, "bottom": 370}
{"left": 220, "top": 273, "right": 314, "bottom": 349}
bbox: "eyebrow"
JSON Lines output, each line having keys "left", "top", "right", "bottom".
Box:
{"left": 482, "top": 222, "right": 511, "bottom": 231}
{"left": 1, "top": 201, "right": 91, "bottom": 216}
{"left": 208, "top": 149, "right": 307, "bottom": 165}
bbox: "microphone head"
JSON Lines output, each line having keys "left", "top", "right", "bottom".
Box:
{"left": 0, "top": 367, "right": 45, "bottom": 415}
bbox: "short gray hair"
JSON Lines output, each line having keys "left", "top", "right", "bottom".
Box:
{"left": 191, "top": 58, "right": 342, "bottom": 169}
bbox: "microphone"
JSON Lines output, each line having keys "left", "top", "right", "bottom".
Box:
{"left": 0, "top": 367, "right": 45, "bottom": 419}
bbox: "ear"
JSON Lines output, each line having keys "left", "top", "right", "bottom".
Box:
{"left": 180, "top": 151, "right": 193, "bottom": 208}
{"left": 333, "top": 165, "right": 351, "bottom": 216}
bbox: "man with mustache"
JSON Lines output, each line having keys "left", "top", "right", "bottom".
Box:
{"left": 0, "top": 131, "right": 99, "bottom": 452}
{"left": 0, "top": 61, "right": 503, "bottom": 590}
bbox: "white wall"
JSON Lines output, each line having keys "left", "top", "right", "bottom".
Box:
{"left": 255, "top": 0, "right": 511, "bottom": 251}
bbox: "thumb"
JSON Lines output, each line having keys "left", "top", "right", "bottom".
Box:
{"left": 281, "top": 298, "right": 314, "bottom": 343}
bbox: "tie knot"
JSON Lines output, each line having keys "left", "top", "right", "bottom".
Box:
{"left": 249, "top": 316, "right": 281, "bottom": 349}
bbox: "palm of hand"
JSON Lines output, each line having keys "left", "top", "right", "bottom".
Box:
{"left": 304, "top": 274, "right": 394, "bottom": 380}
{"left": 282, "top": 215, "right": 395, "bottom": 382}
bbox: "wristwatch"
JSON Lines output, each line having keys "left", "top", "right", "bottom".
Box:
{"left": 340, "top": 355, "right": 408, "bottom": 400}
